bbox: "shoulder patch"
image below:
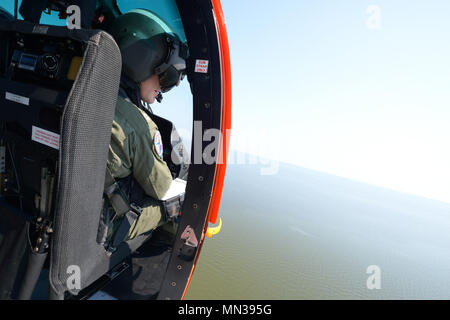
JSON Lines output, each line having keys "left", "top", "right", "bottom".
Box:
{"left": 154, "top": 130, "right": 164, "bottom": 159}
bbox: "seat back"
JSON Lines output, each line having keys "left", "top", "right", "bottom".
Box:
{"left": 0, "top": 19, "right": 123, "bottom": 297}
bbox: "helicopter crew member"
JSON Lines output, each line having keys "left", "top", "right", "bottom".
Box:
{"left": 102, "top": 9, "right": 188, "bottom": 243}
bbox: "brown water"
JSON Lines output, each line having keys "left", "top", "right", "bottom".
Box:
{"left": 185, "top": 162, "right": 450, "bottom": 299}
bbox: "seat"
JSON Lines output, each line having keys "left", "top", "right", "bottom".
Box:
{"left": 0, "top": 19, "right": 142, "bottom": 298}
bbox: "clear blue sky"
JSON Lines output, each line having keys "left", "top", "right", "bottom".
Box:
{"left": 213, "top": 0, "right": 450, "bottom": 204}
{"left": 2, "top": 0, "right": 449, "bottom": 204}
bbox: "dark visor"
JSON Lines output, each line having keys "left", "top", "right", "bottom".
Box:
{"left": 159, "top": 66, "right": 184, "bottom": 93}
{"left": 154, "top": 35, "right": 188, "bottom": 93}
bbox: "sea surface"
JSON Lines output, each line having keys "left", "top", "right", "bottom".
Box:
{"left": 184, "top": 161, "right": 450, "bottom": 299}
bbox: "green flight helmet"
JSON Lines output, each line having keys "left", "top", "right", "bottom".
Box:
{"left": 108, "top": 9, "right": 188, "bottom": 93}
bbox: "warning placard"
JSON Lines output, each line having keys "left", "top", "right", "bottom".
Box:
{"left": 195, "top": 59, "right": 209, "bottom": 73}
{"left": 32, "top": 126, "right": 60, "bottom": 150}
{"left": 6, "top": 92, "right": 30, "bottom": 106}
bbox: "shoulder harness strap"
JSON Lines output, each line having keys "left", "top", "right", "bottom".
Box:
{"left": 103, "top": 167, "right": 142, "bottom": 254}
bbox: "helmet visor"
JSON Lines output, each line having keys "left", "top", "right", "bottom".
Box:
{"left": 159, "top": 66, "right": 184, "bottom": 93}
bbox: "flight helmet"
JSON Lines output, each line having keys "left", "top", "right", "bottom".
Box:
{"left": 108, "top": 9, "right": 188, "bottom": 93}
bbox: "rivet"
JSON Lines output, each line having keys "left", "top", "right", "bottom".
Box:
{"left": 193, "top": 204, "right": 198, "bottom": 209}
{"left": 198, "top": 176, "right": 204, "bottom": 182}
{"left": 177, "top": 265, "right": 182, "bottom": 270}
{"left": 171, "top": 282, "right": 177, "bottom": 287}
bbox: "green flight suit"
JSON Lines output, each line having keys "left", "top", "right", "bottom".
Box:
{"left": 106, "top": 96, "right": 173, "bottom": 240}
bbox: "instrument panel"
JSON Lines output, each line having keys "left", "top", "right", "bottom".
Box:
{"left": 1, "top": 30, "right": 84, "bottom": 90}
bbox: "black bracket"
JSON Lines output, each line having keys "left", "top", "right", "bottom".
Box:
{"left": 178, "top": 225, "right": 198, "bottom": 261}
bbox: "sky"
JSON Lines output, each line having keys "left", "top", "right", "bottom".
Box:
{"left": 213, "top": 0, "right": 450, "bottom": 205}
{"left": 2, "top": 0, "right": 449, "bottom": 204}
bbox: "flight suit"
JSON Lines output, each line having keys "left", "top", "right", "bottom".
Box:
{"left": 106, "top": 95, "right": 173, "bottom": 240}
